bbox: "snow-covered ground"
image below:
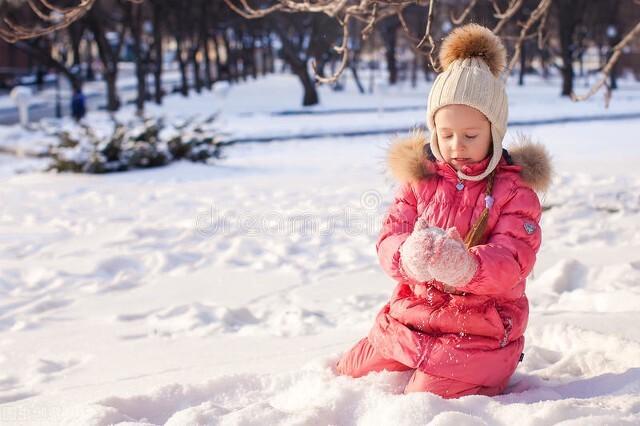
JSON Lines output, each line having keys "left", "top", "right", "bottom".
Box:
{"left": 1, "top": 73, "right": 640, "bottom": 425}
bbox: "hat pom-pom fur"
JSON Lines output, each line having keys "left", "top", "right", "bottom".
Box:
{"left": 439, "top": 23, "right": 507, "bottom": 77}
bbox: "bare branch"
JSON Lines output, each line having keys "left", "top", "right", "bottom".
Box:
{"left": 492, "top": 0, "right": 523, "bottom": 34}
{"left": 312, "top": 12, "right": 351, "bottom": 84}
{"left": 506, "top": 0, "right": 552, "bottom": 75}
{"left": 490, "top": 0, "right": 502, "bottom": 15}
{"left": 395, "top": 5, "right": 417, "bottom": 42}
{"left": 450, "top": 0, "right": 478, "bottom": 25}
{"left": 361, "top": 1, "right": 377, "bottom": 39}
{"left": 416, "top": 0, "right": 439, "bottom": 71}
{"left": 537, "top": 4, "right": 549, "bottom": 49}
{"left": 2, "top": 0, "right": 95, "bottom": 42}
{"left": 223, "top": 0, "right": 284, "bottom": 19}
{"left": 27, "top": 0, "right": 58, "bottom": 22}
{"left": 39, "top": 0, "right": 95, "bottom": 14}
{"left": 571, "top": 21, "right": 640, "bottom": 107}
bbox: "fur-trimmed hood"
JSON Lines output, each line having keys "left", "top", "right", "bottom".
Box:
{"left": 387, "top": 129, "right": 553, "bottom": 192}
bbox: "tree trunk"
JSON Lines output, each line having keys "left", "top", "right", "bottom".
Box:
{"left": 266, "top": 35, "right": 275, "bottom": 73}
{"left": 177, "top": 45, "right": 189, "bottom": 96}
{"left": 152, "top": 0, "right": 163, "bottom": 104}
{"left": 271, "top": 21, "right": 319, "bottom": 106}
{"left": 128, "top": 3, "right": 146, "bottom": 115}
{"left": 191, "top": 46, "right": 203, "bottom": 94}
{"left": 368, "top": 53, "right": 376, "bottom": 93}
{"left": 556, "top": 0, "right": 583, "bottom": 96}
{"left": 173, "top": 3, "right": 189, "bottom": 97}
{"left": 260, "top": 35, "right": 269, "bottom": 76}
{"left": 410, "top": 53, "right": 418, "bottom": 88}
{"left": 350, "top": 65, "right": 365, "bottom": 94}
{"left": 540, "top": 48, "right": 550, "bottom": 79}
{"left": 221, "top": 32, "right": 237, "bottom": 82}
{"left": 298, "top": 63, "right": 319, "bottom": 106}
{"left": 381, "top": 21, "right": 398, "bottom": 85}
{"left": 608, "top": 34, "right": 621, "bottom": 90}
{"left": 518, "top": 42, "right": 526, "bottom": 86}
{"left": 386, "top": 46, "right": 397, "bottom": 85}
{"left": 189, "top": 1, "right": 203, "bottom": 95}
{"left": 200, "top": 0, "right": 213, "bottom": 89}
{"left": 421, "top": 55, "right": 432, "bottom": 81}
{"left": 203, "top": 39, "right": 213, "bottom": 89}
{"left": 85, "top": 40, "right": 95, "bottom": 81}
{"left": 610, "top": 63, "right": 618, "bottom": 90}
{"left": 87, "top": 8, "right": 124, "bottom": 111}
{"left": 250, "top": 35, "right": 258, "bottom": 79}
{"left": 105, "top": 72, "right": 119, "bottom": 111}
{"left": 237, "top": 28, "right": 249, "bottom": 81}
{"left": 350, "top": 49, "right": 365, "bottom": 94}
{"left": 560, "top": 37, "right": 574, "bottom": 96}
{"left": 284, "top": 47, "right": 318, "bottom": 105}
{"left": 68, "top": 23, "right": 83, "bottom": 69}
{"left": 212, "top": 33, "right": 223, "bottom": 81}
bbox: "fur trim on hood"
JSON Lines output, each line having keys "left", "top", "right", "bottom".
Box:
{"left": 387, "top": 129, "right": 553, "bottom": 192}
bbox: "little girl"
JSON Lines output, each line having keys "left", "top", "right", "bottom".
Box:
{"left": 336, "top": 23, "right": 552, "bottom": 398}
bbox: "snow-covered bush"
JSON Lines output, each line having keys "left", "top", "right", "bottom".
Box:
{"left": 47, "top": 114, "right": 223, "bottom": 173}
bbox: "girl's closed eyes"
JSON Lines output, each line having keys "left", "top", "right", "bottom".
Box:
{"left": 441, "top": 134, "right": 478, "bottom": 139}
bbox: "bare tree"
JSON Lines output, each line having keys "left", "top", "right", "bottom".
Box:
{"left": 150, "top": 0, "right": 163, "bottom": 104}
{"left": 85, "top": 0, "right": 127, "bottom": 111}
{"left": 268, "top": 12, "right": 331, "bottom": 106}
{"left": 124, "top": 0, "right": 148, "bottom": 114}
{"left": 379, "top": 15, "right": 399, "bottom": 85}
{"left": 553, "top": 0, "right": 588, "bottom": 96}
{"left": 0, "top": 0, "right": 96, "bottom": 42}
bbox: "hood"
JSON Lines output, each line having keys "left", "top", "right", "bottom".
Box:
{"left": 386, "top": 128, "right": 553, "bottom": 192}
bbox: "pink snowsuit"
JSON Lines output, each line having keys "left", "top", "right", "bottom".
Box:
{"left": 337, "top": 133, "right": 550, "bottom": 398}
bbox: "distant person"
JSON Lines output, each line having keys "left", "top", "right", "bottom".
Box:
{"left": 71, "top": 88, "right": 86, "bottom": 121}
{"left": 336, "top": 24, "right": 553, "bottom": 398}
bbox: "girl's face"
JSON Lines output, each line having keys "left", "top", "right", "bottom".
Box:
{"left": 434, "top": 104, "right": 492, "bottom": 171}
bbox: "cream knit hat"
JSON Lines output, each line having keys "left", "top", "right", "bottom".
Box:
{"left": 427, "top": 24, "right": 508, "bottom": 181}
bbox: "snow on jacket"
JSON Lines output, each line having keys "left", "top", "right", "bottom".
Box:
{"left": 368, "top": 130, "right": 552, "bottom": 389}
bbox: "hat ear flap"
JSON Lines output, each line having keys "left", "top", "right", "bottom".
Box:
{"left": 423, "top": 142, "right": 437, "bottom": 162}
{"left": 429, "top": 131, "right": 444, "bottom": 162}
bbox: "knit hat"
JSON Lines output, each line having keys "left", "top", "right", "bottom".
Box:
{"left": 426, "top": 23, "right": 508, "bottom": 182}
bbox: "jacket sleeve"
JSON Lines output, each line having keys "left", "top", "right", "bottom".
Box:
{"left": 376, "top": 182, "right": 419, "bottom": 281}
{"left": 456, "top": 185, "right": 542, "bottom": 297}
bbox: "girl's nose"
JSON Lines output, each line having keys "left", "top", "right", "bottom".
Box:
{"left": 450, "top": 135, "right": 464, "bottom": 151}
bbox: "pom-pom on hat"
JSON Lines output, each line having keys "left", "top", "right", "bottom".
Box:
{"left": 427, "top": 23, "right": 508, "bottom": 182}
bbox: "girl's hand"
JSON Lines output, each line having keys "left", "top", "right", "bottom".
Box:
{"left": 398, "top": 225, "right": 445, "bottom": 282}
{"left": 428, "top": 228, "right": 478, "bottom": 287}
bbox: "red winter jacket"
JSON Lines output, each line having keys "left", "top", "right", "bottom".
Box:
{"left": 368, "top": 131, "right": 552, "bottom": 390}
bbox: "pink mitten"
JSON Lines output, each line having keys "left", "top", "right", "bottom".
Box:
{"left": 428, "top": 228, "right": 478, "bottom": 287}
{"left": 398, "top": 222, "right": 445, "bottom": 282}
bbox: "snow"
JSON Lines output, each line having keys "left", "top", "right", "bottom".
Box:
{"left": 1, "top": 73, "right": 640, "bottom": 425}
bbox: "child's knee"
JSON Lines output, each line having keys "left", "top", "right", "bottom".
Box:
{"left": 335, "top": 337, "right": 369, "bottom": 378}
{"left": 336, "top": 337, "right": 409, "bottom": 378}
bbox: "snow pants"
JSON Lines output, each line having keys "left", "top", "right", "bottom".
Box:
{"left": 336, "top": 336, "right": 508, "bottom": 398}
